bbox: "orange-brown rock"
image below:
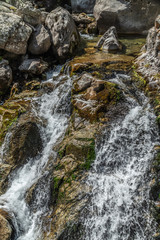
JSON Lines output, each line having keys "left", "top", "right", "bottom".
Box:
{"left": 72, "top": 73, "right": 120, "bottom": 121}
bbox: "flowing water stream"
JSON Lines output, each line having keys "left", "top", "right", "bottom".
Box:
{"left": 0, "top": 39, "right": 159, "bottom": 240}
{"left": 0, "top": 66, "right": 72, "bottom": 240}
{"left": 84, "top": 75, "right": 159, "bottom": 240}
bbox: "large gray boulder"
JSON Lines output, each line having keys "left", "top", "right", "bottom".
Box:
{"left": 45, "top": 7, "right": 80, "bottom": 61}
{"left": 0, "top": 60, "right": 12, "bottom": 94}
{"left": 94, "top": 0, "right": 160, "bottom": 34}
{"left": 28, "top": 24, "right": 51, "bottom": 55}
{"left": 0, "top": 12, "right": 32, "bottom": 55}
{"left": 71, "top": 0, "right": 96, "bottom": 13}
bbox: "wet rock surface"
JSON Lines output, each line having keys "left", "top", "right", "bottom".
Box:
{"left": 0, "top": 1, "right": 160, "bottom": 239}
{"left": 4, "top": 114, "right": 42, "bottom": 166}
{"left": 72, "top": 73, "right": 121, "bottom": 121}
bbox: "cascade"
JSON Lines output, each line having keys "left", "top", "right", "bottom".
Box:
{"left": 0, "top": 66, "right": 72, "bottom": 240}
{"left": 84, "top": 74, "right": 159, "bottom": 240}
{"left": 0, "top": 44, "right": 159, "bottom": 240}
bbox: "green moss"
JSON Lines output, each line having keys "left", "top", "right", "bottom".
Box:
{"left": 132, "top": 69, "right": 147, "bottom": 89}
{"left": 53, "top": 177, "right": 61, "bottom": 190}
{"left": 80, "top": 139, "right": 96, "bottom": 170}
{"left": 0, "top": 114, "right": 18, "bottom": 146}
{"left": 58, "top": 191, "right": 65, "bottom": 201}
{"left": 58, "top": 147, "right": 66, "bottom": 159}
{"left": 52, "top": 176, "right": 63, "bottom": 202}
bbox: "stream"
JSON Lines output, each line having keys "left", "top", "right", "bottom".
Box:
{"left": 0, "top": 36, "right": 159, "bottom": 240}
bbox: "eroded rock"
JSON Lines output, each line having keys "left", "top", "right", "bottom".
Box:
{"left": 95, "top": 26, "right": 122, "bottom": 52}
{"left": 45, "top": 7, "right": 80, "bottom": 61}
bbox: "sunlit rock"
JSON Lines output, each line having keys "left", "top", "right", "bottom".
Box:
{"left": 95, "top": 26, "right": 122, "bottom": 52}
{"left": 0, "top": 12, "right": 32, "bottom": 54}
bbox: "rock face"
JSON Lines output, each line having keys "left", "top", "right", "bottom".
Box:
{"left": 28, "top": 24, "right": 51, "bottom": 55}
{"left": 71, "top": 0, "right": 96, "bottom": 13}
{"left": 94, "top": 0, "right": 160, "bottom": 34}
{"left": 95, "top": 26, "right": 122, "bottom": 52}
{"left": 45, "top": 7, "right": 80, "bottom": 61}
{"left": 135, "top": 15, "right": 160, "bottom": 127}
{"left": 0, "top": 210, "right": 12, "bottom": 240}
{"left": 136, "top": 15, "right": 160, "bottom": 80}
{"left": 5, "top": 115, "right": 42, "bottom": 166}
{"left": 0, "top": 12, "right": 32, "bottom": 55}
{"left": 19, "top": 59, "right": 48, "bottom": 75}
{"left": 0, "top": 60, "right": 12, "bottom": 94}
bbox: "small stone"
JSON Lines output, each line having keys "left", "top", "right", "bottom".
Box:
{"left": 19, "top": 59, "right": 48, "bottom": 75}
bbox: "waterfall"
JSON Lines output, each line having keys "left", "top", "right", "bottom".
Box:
{"left": 0, "top": 66, "right": 72, "bottom": 240}
{"left": 84, "top": 74, "right": 159, "bottom": 240}
{"left": 0, "top": 66, "right": 159, "bottom": 240}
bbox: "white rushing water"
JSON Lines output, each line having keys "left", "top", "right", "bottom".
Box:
{"left": 0, "top": 66, "right": 71, "bottom": 240}
{"left": 0, "top": 69, "right": 159, "bottom": 240}
{"left": 84, "top": 75, "right": 159, "bottom": 240}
